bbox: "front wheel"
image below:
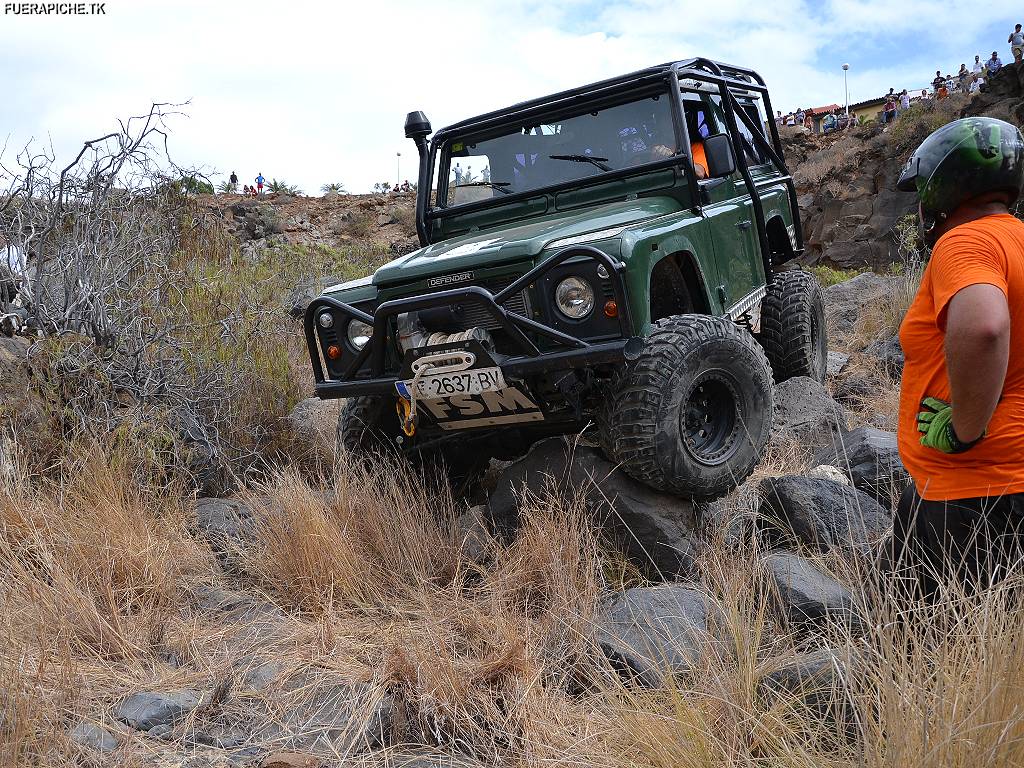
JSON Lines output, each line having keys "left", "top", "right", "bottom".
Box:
{"left": 337, "top": 395, "right": 491, "bottom": 489}
{"left": 600, "top": 315, "right": 774, "bottom": 499}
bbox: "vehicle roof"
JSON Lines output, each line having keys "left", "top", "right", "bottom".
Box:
{"left": 435, "top": 58, "right": 766, "bottom": 139}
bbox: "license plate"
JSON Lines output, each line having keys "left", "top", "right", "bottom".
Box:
{"left": 402, "top": 366, "right": 506, "bottom": 399}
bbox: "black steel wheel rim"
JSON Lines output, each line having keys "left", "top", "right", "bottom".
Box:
{"left": 681, "top": 372, "right": 741, "bottom": 465}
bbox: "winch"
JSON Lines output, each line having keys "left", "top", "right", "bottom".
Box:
{"left": 397, "top": 311, "right": 495, "bottom": 352}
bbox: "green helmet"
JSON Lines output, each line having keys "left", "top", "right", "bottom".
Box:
{"left": 896, "top": 116, "right": 1024, "bottom": 244}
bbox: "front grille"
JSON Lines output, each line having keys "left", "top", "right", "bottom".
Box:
{"left": 459, "top": 277, "right": 529, "bottom": 330}
{"left": 400, "top": 276, "right": 530, "bottom": 332}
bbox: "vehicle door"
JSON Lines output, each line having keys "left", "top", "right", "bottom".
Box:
{"left": 704, "top": 94, "right": 772, "bottom": 306}
{"left": 680, "top": 93, "right": 736, "bottom": 313}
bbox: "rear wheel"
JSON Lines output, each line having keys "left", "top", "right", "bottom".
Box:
{"left": 759, "top": 270, "right": 827, "bottom": 383}
{"left": 600, "top": 314, "right": 774, "bottom": 499}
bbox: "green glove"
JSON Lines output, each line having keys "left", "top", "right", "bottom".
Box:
{"left": 917, "top": 396, "right": 981, "bottom": 454}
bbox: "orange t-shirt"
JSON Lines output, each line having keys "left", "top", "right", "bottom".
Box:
{"left": 898, "top": 213, "right": 1024, "bottom": 500}
{"left": 691, "top": 142, "right": 707, "bottom": 176}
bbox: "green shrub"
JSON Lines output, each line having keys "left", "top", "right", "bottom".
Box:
{"left": 809, "top": 264, "right": 860, "bottom": 287}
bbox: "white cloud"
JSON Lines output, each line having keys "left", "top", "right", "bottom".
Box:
{"left": 1, "top": 0, "right": 1021, "bottom": 193}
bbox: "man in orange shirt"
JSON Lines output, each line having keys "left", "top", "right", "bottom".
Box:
{"left": 892, "top": 116, "right": 1024, "bottom": 599}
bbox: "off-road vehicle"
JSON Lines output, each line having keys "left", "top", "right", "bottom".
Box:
{"left": 304, "top": 58, "right": 826, "bottom": 498}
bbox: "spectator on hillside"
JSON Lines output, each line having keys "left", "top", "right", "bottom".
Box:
{"left": 242, "top": 184, "right": 250, "bottom": 196}
{"left": 958, "top": 64, "right": 970, "bottom": 90}
{"left": 229, "top": 171, "right": 238, "bottom": 189}
{"left": 969, "top": 73, "right": 983, "bottom": 93}
{"left": 987, "top": 51, "right": 1003, "bottom": 76}
{"left": 1010, "top": 24, "right": 1024, "bottom": 64}
{"left": 883, "top": 96, "right": 898, "bottom": 124}
{"left": 775, "top": 109, "right": 783, "bottom": 126}
{"left": 794, "top": 107, "right": 806, "bottom": 125}
{"left": 255, "top": 173, "right": 265, "bottom": 195}
{"left": 932, "top": 70, "right": 945, "bottom": 94}
{"left": 785, "top": 112, "right": 796, "bottom": 126}
{"left": 973, "top": 54, "right": 985, "bottom": 75}
{"left": 899, "top": 89, "right": 910, "bottom": 115}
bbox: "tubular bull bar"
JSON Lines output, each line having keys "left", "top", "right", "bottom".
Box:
{"left": 304, "top": 245, "right": 635, "bottom": 399}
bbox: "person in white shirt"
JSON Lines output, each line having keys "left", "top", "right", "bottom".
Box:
{"left": 972, "top": 54, "right": 984, "bottom": 75}
{"left": 969, "top": 74, "right": 983, "bottom": 93}
{"left": 900, "top": 89, "right": 911, "bottom": 112}
{"left": 1009, "top": 24, "right": 1024, "bottom": 64}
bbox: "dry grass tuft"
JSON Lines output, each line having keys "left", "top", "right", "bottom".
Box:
{"left": 4, "top": 433, "right": 1024, "bottom": 767}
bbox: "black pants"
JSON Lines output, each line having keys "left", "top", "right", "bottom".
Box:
{"left": 889, "top": 485, "right": 1024, "bottom": 601}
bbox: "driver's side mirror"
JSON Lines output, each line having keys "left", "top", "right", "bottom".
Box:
{"left": 703, "top": 133, "right": 736, "bottom": 178}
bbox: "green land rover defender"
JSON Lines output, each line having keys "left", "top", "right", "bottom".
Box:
{"left": 304, "top": 58, "right": 826, "bottom": 499}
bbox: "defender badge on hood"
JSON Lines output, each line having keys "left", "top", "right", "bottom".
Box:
{"left": 428, "top": 271, "right": 474, "bottom": 288}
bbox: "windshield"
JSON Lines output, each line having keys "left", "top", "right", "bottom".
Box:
{"left": 439, "top": 93, "right": 676, "bottom": 207}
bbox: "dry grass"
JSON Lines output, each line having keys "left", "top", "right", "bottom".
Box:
{"left": 3, "top": 425, "right": 1024, "bottom": 767}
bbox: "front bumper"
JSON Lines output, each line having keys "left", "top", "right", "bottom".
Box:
{"left": 303, "top": 245, "right": 635, "bottom": 399}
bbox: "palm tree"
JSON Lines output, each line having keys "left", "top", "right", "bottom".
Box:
{"left": 216, "top": 180, "right": 237, "bottom": 194}
{"left": 268, "top": 178, "right": 303, "bottom": 195}
{"left": 320, "top": 182, "right": 346, "bottom": 194}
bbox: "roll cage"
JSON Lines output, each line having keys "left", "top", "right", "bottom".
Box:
{"left": 412, "top": 58, "right": 804, "bottom": 283}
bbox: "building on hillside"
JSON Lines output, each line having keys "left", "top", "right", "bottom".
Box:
{"left": 848, "top": 95, "right": 889, "bottom": 124}
{"left": 806, "top": 104, "right": 842, "bottom": 133}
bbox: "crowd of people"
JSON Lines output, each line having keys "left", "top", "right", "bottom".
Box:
{"left": 776, "top": 22, "right": 1022, "bottom": 134}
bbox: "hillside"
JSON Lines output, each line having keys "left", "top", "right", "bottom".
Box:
{"left": 3, "top": 67, "right": 1024, "bottom": 768}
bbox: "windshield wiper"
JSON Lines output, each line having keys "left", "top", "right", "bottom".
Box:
{"left": 455, "top": 181, "right": 512, "bottom": 195}
{"left": 549, "top": 154, "right": 612, "bottom": 172}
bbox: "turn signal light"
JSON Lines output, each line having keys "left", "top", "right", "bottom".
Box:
{"left": 327, "top": 344, "right": 342, "bottom": 360}
{"left": 603, "top": 300, "right": 618, "bottom": 318}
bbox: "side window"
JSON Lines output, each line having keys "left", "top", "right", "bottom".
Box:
{"left": 707, "top": 95, "right": 766, "bottom": 167}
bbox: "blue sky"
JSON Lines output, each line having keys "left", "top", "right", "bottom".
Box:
{"left": 1, "top": 0, "right": 1022, "bottom": 193}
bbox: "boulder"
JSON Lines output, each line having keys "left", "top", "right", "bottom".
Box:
{"left": 263, "top": 680, "right": 392, "bottom": 753}
{"left": 758, "top": 648, "right": 856, "bottom": 737}
{"left": 813, "top": 427, "right": 910, "bottom": 507}
{"left": 596, "top": 584, "right": 727, "bottom": 687}
{"left": 194, "top": 497, "right": 256, "bottom": 572}
{"left": 169, "top": 406, "right": 233, "bottom": 497}
{"left": 805, "top": 464, "right": 850, "bottom": 485}
{"left": 820, "top": 240, "right": 892, "bottom": 271}
{"left": 69, "top": 721, "right": 120, "bottom": 752}
{"left": 823, "top": 272, "right": 897, "bottom": 333}
{"left": 831, "top": 370, "right": 876, "bottom": 407}
{"left": 771, "top": 377, "right": 848, "bottom": 457}
{"left": 286, "top": 396, "right": 340, "bottom": 457}
{"left": 757, "top": 475, "right": 891, "bottom": 555}
{"left": 488, "top": 438, "right": 699, "bottom": 577}
{"left": 259, "top": 754, "right": 320, "bottom": 768}
{"left": 455, "top": 506, "right": 491, "bottom": 563}
{"left": 115, "top": 690, "right": 201, "bottom": 731}
{"left": 864, "top": 334, "right": 904, "bottom": 380}
{"left": 826, "top": 351, "right": 850, "bottom": 377}
{"left": 286, "top": 274, "right": 344, "bottom": 319}
{"left": 763, "top": 551, "right": 862, "bottom": 632}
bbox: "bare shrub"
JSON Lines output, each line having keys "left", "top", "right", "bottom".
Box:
{"left": 343, "top": 208, "right": 376, "bottom": 239}
{"left": 0, "top": 106, "right": 312, "bottom": 484}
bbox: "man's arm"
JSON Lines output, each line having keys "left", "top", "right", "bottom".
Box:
{"left": 945, "top": 283, "right": 1011, "bottom": 441}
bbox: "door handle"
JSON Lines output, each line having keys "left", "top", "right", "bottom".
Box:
{"left": 736, "top": 220, "right": 752, "bottom": 230}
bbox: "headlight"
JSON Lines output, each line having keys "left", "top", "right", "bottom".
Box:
{"left": 554, "top": 277, "right": 595, "bottom": 319}
{"left": 346, "top": 319, "right": 373, "bottom": 350}
{"left": 317, "top": 311, "right": 334, "bottom": 329}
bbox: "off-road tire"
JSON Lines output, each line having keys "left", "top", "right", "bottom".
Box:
{"left": 759, "top": 270, "right": 827, "bottom": 383}
{"left": 338, "top": 396, "right": 402, "bottom": 456}
{"left": 337, "top": 395, "right": 489, "bottom": 489}
{"left": 600, "top": 314, "right": 774, "bottom": 499}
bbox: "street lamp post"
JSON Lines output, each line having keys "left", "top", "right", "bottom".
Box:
{"left": 396, "top": 152, "right": 401, "bottom": 186}
{"left": 842, "top": 63, "right": 850, "bottom": 117}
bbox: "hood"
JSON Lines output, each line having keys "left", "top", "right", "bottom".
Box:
{"left": 372, "top": 197, "right": 679, "bottom": 286}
